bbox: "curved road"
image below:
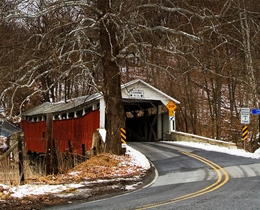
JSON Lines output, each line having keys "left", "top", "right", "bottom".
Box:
{"left": 49, "top": 142, "right": 260, "bottom": 210}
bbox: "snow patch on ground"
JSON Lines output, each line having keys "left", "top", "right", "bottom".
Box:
{"left": 254, "top": 148, "right": 260, "bottom": 155}
{"left": 167, "top": 141, "right": 260, "bottom": 159}
{"left": 125, "top": 145, "right": 150, "bottom": 170}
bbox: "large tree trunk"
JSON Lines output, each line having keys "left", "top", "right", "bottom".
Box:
{"left": 97, "top": 0, "right": 125, "bottom": 155}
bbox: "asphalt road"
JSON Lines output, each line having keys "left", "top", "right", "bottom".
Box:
{"left": 49, "top": 142, "right": 260, "bottom": 210}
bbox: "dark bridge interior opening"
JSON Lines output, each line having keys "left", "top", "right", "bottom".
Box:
{"left": 123, "top": 99, "right": 163, "bottom": 142}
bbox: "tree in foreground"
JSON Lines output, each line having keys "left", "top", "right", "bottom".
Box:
{"left": 1, "top": 0, "right": 205, "bottom": 154}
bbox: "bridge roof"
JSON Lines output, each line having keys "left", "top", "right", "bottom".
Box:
{"left": 23, "top": 79, "right": 180, "bottom": 116}
{"left": 121, "top": 79, "right": 180, "bottom": 106}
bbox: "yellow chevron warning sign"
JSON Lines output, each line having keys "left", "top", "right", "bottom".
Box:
{"left": 120, "top": 128, "right": 127, "bottom": 144}
{"left": 242, "top": 125, "right": 248, "bottom": 141}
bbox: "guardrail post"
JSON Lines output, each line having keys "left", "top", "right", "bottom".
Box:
{"left": 120, "top": 128, "right": 126, "bottom": 155}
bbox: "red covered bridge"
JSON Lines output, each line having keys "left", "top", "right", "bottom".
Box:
{"left": 22, "top": 93, "right": 101, "bottom": 155}
{"left": 22, "top": 79, "right": 180, "bottom": 155}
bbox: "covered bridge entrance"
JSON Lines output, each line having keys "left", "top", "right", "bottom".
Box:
{"left": 120, "top": 79, "right": 180, "bottom": 142}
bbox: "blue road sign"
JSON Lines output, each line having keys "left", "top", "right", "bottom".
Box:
{"left": 251, "top": 109, "right": 260, "bottom": 115}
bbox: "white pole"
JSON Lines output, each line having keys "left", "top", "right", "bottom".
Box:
{"left": 99, "top": 97, "right": 106, "bottom": 128}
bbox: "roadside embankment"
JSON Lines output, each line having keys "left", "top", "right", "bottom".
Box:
{"left": 164, "top": 131, "right": 237, "bottom": 149}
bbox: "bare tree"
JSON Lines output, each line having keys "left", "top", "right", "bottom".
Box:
{"left": 2, "top": 0, "right": 210, "bottom": 154}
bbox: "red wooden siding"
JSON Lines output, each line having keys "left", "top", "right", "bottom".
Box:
{"left": 22, "top": 110, "right": 100, "bottom": 154}
{"left": 22, "top": 121, "right": 46, "bottom": 153}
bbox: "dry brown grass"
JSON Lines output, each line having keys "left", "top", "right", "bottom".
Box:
{"left": 35, "top": 153, "right": 139, "bottom": 185}
{"left": 0, "top": 156, "right": 45, "bottom": 186}
{"left": 0, "top": 152, "right": 143, "bottom": 187}
{"left": 0, "top": 159, "right": 19, "bottom": 186}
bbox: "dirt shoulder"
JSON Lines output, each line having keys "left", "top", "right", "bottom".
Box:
{"left": 0, "top": 153, "right": 156, "bottom": 210}
{"left": 0, "top": 167, "right": 155, "bottom": 210}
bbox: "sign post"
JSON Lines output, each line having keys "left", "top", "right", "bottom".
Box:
{"left": 166, "top": 101, "right": 177, "bottom": 131}
{"left": 241, "top": 125, "right": 248, "bottom": 150}
{"left": 166, "top": 101, "right": 177, "bottom": 116}
{"left": 251, "top": 108, "right": 260, "bottom": 144}
{"left": 240, "top": 108, "right": 250, "bottom": 150}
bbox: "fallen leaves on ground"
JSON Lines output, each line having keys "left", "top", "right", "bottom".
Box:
{"left": 0, "top": 152, "right": 151, "bottom": 209}
{"left": 37, "top": 153, "right": 144, "bottom": 184}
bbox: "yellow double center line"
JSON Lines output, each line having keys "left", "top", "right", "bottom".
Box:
{"left": 136, "top": 151, "right": 229, "bottom": 209}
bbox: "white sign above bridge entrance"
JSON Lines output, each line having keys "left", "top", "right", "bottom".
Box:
{"left": 129, "top": 89, "right": 144, "bottom": 98}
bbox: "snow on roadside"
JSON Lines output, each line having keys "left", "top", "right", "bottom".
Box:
{"left": 125, "top": 145, "right": 150, "bottom": 170}
{"left": 0, "top": 144, "right": 151, "bottom": 199}
{"left": 254, "top": 148, "right": 260, "bottom": 156}
{"left": 168, "top": 141, "right": 260, "bottom": 159}
{"left": 9, "top": 183, "right": 84, "bottom": 198}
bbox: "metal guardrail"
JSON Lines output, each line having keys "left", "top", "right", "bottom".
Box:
{"left": 165, "top": 131, "right": 237, "bottom": 149}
